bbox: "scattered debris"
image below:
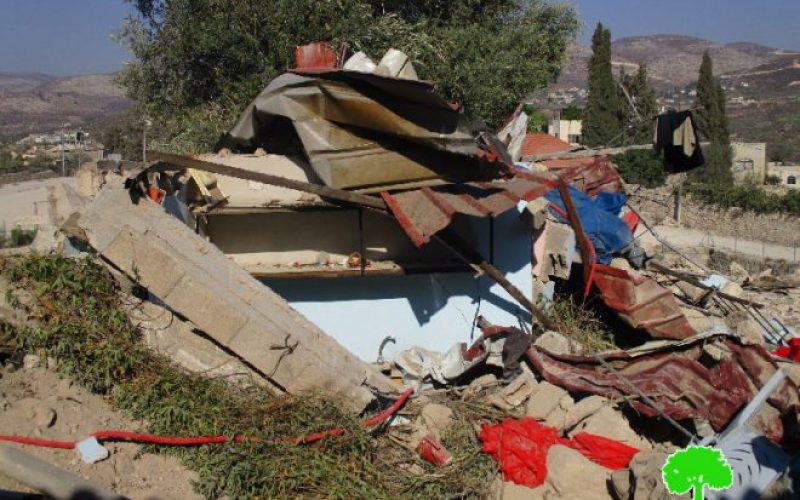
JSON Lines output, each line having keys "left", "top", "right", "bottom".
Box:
{"left": 3, "top": 44, "right": 800, "bottom": 499}
{"left": 480, "top": 417, "right": 639, "bottom": 488}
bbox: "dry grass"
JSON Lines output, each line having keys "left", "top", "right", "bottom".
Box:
{"left": 548, "top": 296, "right": 617, "bottom": 353}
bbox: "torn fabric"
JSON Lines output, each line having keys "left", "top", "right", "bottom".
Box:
{"left": 526, "top": 334, "right": 800, "bottom": 444}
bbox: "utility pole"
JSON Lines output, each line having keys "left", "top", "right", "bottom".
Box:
{"left": 60, "top": 127, "right": 66, "bottom": 177}
{"left": 76, "top": 130, "right": 82, "bottom": 171}
{"left": 142, "top": 118, "right": 152, "bottom": 164}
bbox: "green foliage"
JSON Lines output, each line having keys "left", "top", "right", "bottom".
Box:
{"left": 0, "top": 148, "right": 22, "bottom": 170}
{"left": 118, "top": 0, "right": 578, "bottom": 152}
{"left": 662, "top": 446, "right": 733, "bottom": 500}
{"left": 583, "top": 23, "right": 621, "bottom": 147}
{"left": 1, "top": 255, "right": 388, "bottom": 497}
{"left": 549, "top": 296, "right": 616, "bottom": 353}
{"left": 618, "top": 65, "right": 658, "bottom": 145}
{"left": 691, "top": 52, "right": 733, "bottom": 186}
{"left": 3, "top": 255, "right": 146, "bottom": 392}
{"left": 0, "top": 228, "right": 37, "bottom": 249}
{"left": 689, "top": 142, "right": 734, "bottom": 186}
{"left": 686, "top": 182, "right": 800, "bottom": 215}
{"left": 766, "top": 174, "right": 781, "bottom": 185}
{"left": 562, "top": 104, "right": 581, "bottom": 121}
{"left": 0, "top": 254, "right": 496, "bottom": 498}
{"left": 611, "top": 149, "right": 666, "bottom": 188}
{"left": 524, "top": 105, "right": 548, "bottom": 133}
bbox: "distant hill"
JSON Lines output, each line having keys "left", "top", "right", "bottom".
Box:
{"left": 0, "top": 73, "right": 56, "bottom": 91}
{"left": 554, "top": 34, "right": 788, "bottom": 90}
{"left": 544, "top": 34, "right": 800, "bottom": 162}
{"left": 0, "top": 73, "right": 132, "bottom": 141}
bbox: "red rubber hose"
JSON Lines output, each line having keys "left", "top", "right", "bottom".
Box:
{"left": 0, "top": 388, "right": 414, "bottom": 450}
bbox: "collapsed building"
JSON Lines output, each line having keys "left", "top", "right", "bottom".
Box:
{"left": 24, "top": 43, "right": 800, "bottom": 498}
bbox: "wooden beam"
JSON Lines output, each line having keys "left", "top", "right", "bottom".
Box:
{"left": 557, "top": 178, "right": 592, "bottom": 287}
{"left": 149, "top": 151, "right": 388, "bottom": 210}
{"left": 436, "top": 230, "right": 556, "bottom": 330}
{"left": 522, "top": 144, "right": 652, "bottom": 163}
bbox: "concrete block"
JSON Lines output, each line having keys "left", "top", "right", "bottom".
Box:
{"left": 526, "top": 381, "right": 569, "bottom": 420}
{"left": 103, "top": 227, "right": 186, "bottom": 298}
{"left": 77, "top": 180, "right": 396, "bottom": 410}
{"left": 546, "top": 445, "right": 613, "bottom": 500}
{"left": 164, "top": 274, "right": 248, "bottom": 345}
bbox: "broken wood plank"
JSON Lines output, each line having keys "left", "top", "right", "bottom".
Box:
{"left": 521, "top": 144, "right": 652, "bottom": 163}
{"left": 150, "top": 151, "right": 388, "bottom": 210}
{"left": 556, "top": 178, "right": 593, "bottom": 287}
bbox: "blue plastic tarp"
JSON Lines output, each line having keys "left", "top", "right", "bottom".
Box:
{"left": 544, "top": 187, "right": 632, "bottom": 265}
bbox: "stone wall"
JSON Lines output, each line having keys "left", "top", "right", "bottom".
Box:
{"left": 629, "top": 187, "right": 800, "bottom": 247}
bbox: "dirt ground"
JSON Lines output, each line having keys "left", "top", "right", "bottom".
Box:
{"left": 0, "top": 177, "right": 75, "bottom": 230}
{"left": 0, "top": 363, "right": 201, "bottom": 500}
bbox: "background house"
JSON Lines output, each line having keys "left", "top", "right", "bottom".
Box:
{"left": 731, "top": 142, "right": 767, "bottom": 183}
{"left": 768, "top": 161, "right": 800, "bottom": 189}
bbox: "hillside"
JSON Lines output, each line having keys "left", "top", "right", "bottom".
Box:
{"left": 542, "top": 34, "right": 800, "bottom": 162}
{"left": 553, "top": 35, "right": 786, "bottom": 90}
{"left": 0, "top": 73, "right": 132, "bottom": 140}
{"left": 722, "top": 53, "right": 800, "bottom": 98}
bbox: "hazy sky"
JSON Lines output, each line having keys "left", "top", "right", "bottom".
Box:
{"left": 0, "top": 0, "right": 798, "bottom": 76}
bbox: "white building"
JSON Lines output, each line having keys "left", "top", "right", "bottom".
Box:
{"left": 731, "top": 142, "right": 767, "bottom": 184}
{"left": 548, "top": 119, "right": 582, "bottom": 145}
{"left": 768, "top": 162, "right": 800, "bottom": 189}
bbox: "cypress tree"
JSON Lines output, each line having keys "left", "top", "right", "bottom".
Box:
{"left": 583, "top": 23, "right": 621, "bottom": 147}
{"left": 691, "top": 52, "right": 733, "bottom": 185}
{"left": 619, "top": 64, "right": 658, "bottom": 145}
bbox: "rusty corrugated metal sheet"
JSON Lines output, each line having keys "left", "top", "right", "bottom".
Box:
{"left": 526, "top": 335, "right": 800, "bottom": 444}
{"left": 557, "top": 157, "right": 623, "bottom": 196}
{"left": 592, "top": 264, "right": 697, "bottom": 340}
{"left": 381, "top": 175, "right": 555, "bottom": 247}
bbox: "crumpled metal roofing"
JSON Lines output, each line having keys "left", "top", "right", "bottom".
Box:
{"left": 381, "top": 162, "right": 625, "bottom": 248}
{"left": 526, "top": 334, "right": 800, "bottom": 444}
{"left": 220, "top": 68, "right": 507, "bottom": 192}
{"left": 557, "top": 157, "right": 623, "bottom": 196}
{"left": 381, "top": 173, "right": 555, "bottom": 247}
{"left": 593, "top": 264, "right": 697, "bottom": 340}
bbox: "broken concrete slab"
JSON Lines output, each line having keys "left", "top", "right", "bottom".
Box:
{"left": 525, "top": 381, "right": 570, "bottom": 421}
{"left": 610, "top": 451, "right": 684, "bottom": 500}
{"left": 130, "top": 299, "right": 274, "bottom": 389}
{"left": 568, "top": 406, "right": 651, "bottom": 451}
{"left": 534, "top": 331, "right": 584, "bottom": 355}
{"left": 545, "top": 445, "right": 613, "bottom": 500}
{"left": 564, "top": 395, "right": 609, "bottom": 431}
{"left": 75, "top": 181, "right": 396, "bottom": 410}
{"left": 489, "top": 370, "right": 538, "bottom": 411}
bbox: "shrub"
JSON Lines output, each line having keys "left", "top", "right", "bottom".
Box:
{"left": 685, "top": 182, "right": 800, "bottom": 215}
{"left": 611, "top": 149, "right": 666, "bottom": 188}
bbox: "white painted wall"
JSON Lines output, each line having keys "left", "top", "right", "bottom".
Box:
{"left": 264, "top": 207, "right": 533, "bottom": 362}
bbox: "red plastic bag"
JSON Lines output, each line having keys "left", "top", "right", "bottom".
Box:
{"left": 480, "top": 417, "right": 639, "bottom": 488}
{"left": 775, "top": 338, "right": 800, "bottom": 362}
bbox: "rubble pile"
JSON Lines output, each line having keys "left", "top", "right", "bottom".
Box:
{"left": 4, "top": 43, "right": 800, "bottom": 498}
